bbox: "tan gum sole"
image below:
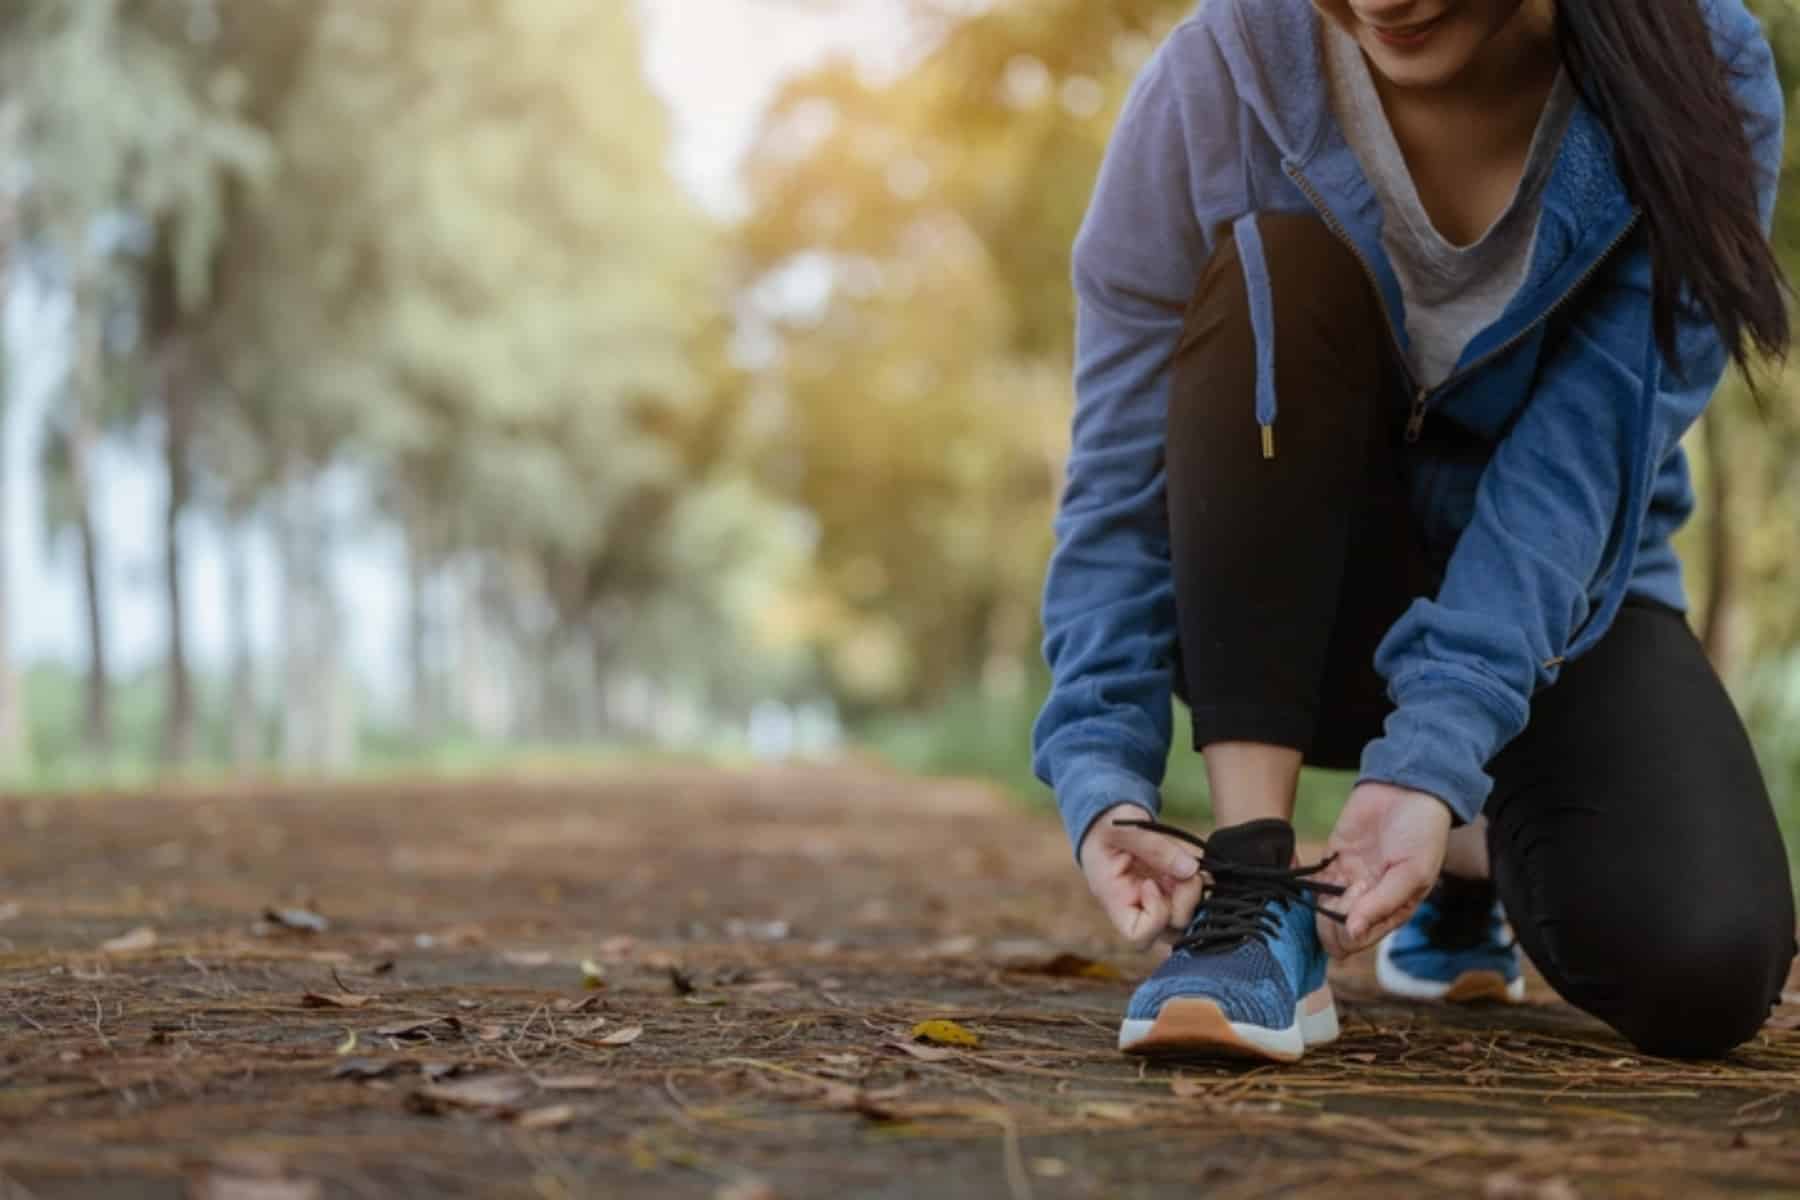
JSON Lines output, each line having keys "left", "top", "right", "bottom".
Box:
{"left": 1443, "top": 970, "right": 1521, "bottom": 1004}
{"left": 1119, "top": 998, "right": 1302, "bottom": 1064}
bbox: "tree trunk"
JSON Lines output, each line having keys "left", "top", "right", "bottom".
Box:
{"left": 1700, "top": 407, "right": 1737, "bottom": 672}
{"left": 277, "top": 473, "right": 349, "bottom": 771}
{"left": 406, "top": 525, "right": 433, "bottom": 743}
{"left": 68, "top": 305, "right": 111, "bottom": 763}
{"left": 0, "top": 306, "right": 28, "bottom": 775}
{"left": 161, "top": 352, "right": 195, "bottom": 765}
{"left": 227, "top": 517, "right": 258, "bottom": 769}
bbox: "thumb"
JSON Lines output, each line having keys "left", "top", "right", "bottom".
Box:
{"left": 1124, "top": 877, "right": 1171, "bottom": 950}
{"left": 1347, "top": 862, "right": 1429, "bottom": 943}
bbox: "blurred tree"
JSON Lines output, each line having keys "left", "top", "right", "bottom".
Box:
{"left": 0, "top": 0, "right": 272, "bottom": 765}
{"left": 0, "top": 118, "right": 26, "bottom": 774}
{"left": 739, "top": 0, "right": 1186, "bottom": 708}
{"left": 192, "top": 0, "right": 775, "bottom": 751}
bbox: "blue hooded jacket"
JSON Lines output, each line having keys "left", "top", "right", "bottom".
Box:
{"left": 1033, "top": 0, "right": 1785, "bottom": 855}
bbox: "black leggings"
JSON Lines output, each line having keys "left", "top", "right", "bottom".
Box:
{"left": 1167, "top": 212, "right": 1796, "bottom": 1058}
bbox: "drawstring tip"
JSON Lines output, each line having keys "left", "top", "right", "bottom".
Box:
{"left": 1260, "top": 425, "right": 1275, "bottom": 459}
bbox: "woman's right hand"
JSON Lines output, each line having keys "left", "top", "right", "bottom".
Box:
{"left": 1078, "top": 804, "right": 1206, "bottom": 950}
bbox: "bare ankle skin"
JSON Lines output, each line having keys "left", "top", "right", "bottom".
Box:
{"left": 1202, "top": 742, "right": 1301, "bottom": 834}
{"left": 1440, "top": 818, "right": 1492, "bottom": 881}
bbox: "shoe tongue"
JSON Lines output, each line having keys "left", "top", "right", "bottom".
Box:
{"left": 1206, "top": 818, "right": 1296, "bottom": 870}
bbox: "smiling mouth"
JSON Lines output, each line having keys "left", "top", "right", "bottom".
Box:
{"left": 1366, "top": 14, "right": 1444, "bottom": 47}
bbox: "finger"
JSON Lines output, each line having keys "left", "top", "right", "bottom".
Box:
{"left": 1125, "top": 877, "right": 1171, "bottom": 951}
{"left": 1318, "top": 879, "right": 1370, "bottom": 960}
{"left": 1096, "top": 875, "right": 1147, "bottom": 945}
{"left": 1113, "top": 828, "right": 1200, "bottom": 883}
{"left": 1163, "top": 871, "right": 1205, "bottom": 933}
{"left": 1347, "top": 863, "right": 1432, "bottom": 943}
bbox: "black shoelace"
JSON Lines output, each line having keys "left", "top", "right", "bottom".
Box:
{"left": 1115, "top": 819, "right": 1349, "bottom": 955}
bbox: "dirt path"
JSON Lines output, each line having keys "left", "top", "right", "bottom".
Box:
{"left": 1, "top": 763, "right": 1797, "bottom": 1199}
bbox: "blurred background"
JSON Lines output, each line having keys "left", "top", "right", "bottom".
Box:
{"left": 0, "top": 0, "right": 1797, "bottom": 843}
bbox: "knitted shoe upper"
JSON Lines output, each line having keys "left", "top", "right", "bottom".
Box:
{"left": 1386, "top": 874, "right": 1522, "bottom": 984}
{"left": 1123, "top": 818, "right": 1334, "bottom": 1029}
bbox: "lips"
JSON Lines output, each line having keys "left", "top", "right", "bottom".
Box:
{"left": 1366, "top": 14, "right": 1443, "bottom": 48}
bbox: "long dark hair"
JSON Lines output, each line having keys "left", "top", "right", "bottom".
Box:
{"left": 1555, "top": 1, "right": 1789, "bottom": 375}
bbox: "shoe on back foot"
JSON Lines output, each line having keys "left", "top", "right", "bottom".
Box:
{"left": 1115, "top": 817, "right": 1344, "bottom": 1064}
{"left": 1376, "top": 874, "right": 1525, "bottom": 1004}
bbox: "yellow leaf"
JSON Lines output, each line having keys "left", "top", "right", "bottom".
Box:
{"left": 910, "top": 1020, "right": 981, "bottom": 1048}
{"left": 580, "top": 959, "right": 607, "bottom": 990}
{"left": 335, "top": 1029, "right": 358, "bottom": 1056}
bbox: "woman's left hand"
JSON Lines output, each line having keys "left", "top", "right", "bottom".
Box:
{"left": 1317, "top": 781, "right": 1452, "bottom": 959}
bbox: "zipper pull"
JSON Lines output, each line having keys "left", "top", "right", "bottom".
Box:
{"left": 1405, "top": 388, "right": 1428, "bottom": 444}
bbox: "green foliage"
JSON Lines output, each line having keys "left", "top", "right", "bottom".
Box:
{"left": 860, "top": 672, "right": 1351, "bottom": 839}
{"left": 739, "top": 0, "right": 1192, "bottom": 708}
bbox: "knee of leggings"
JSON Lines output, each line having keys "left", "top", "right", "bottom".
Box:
{"left": 1602, "top": 918, "right": 1794, "bottom": 1059}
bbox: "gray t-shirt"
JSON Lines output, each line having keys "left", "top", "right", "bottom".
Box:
{"left": 1323, "top": 24, "right": 1576, "bottom": 388}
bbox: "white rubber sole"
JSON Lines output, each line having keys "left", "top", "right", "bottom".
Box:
{"left": 1376, "top": 932, "right": 1526, "bottom": 1003}
{"left": 1118, "top": 984, "right": 1339, "bottom": 1064}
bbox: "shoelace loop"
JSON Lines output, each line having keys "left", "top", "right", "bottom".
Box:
{"left": 1115, "top": 818, "right": 1349, "bottom": 955}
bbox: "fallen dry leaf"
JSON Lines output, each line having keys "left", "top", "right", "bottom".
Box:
{"left": 101, "top": 926, "right": 158, "bottom": 954}
{"left": 580, "top": 959, "right": 608, "bottom": 990}
{"left": 886, "top": 1041, "right": 957, "bottom": 1063}
{"left": 301, "top": 992, "right": 374, "bottom": 1010}
{"left": 334, "top": 1030, "right": 358, "bottom": 1056}
{"left": 477, "top": 1024, "right": 508, "bottom": 1042}
{"left": 329, "top": 1057, "right": 414, "bottom": 1081}
{"left": 421, "top": 1062, "right": 477, "bottom": 1082}
{"left": 1018, "top": 953, "right": 1123, "bottom": 981}
{"left": 513, "top": 1103, "right": 578, "bottom": 1130}
{"left": 263, "top": 907, "right": 329, "bottom": 934}
{"left": 410, "top": 1073, "right": 532, "bottom": 1113}
{"left": 568, "top": 1017, "right": 608, "bottom": 1036}
{"left": 552, "top": 995, "right": 604, "bottom": 1014}
{"left": 911, "top": 1020, "right": 980, "bottom": 1049}
{"left": 819, "top": 1082, "right": 912, "bottom": 1120}
{"left": 1077, "top": 1101, "right": 1140, "bottom": 1122}
{"left": 598, "top": 1025, "right": 643, "bottom": 1047}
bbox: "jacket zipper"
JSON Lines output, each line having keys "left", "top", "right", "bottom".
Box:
{"left": 1282, "top": 162, "right": 1642, "bottom": 444}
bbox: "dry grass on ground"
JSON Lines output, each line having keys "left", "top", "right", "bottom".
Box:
{"left": 1, "top": 764, "right": 1797, "bottom": 1198}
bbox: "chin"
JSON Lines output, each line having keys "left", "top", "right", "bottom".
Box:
{"left": 1359, "top": 39, "right": 1477, "bottom": 89}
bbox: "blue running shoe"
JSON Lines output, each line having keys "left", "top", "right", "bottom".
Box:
{"left": 1377, "top": 874, "right": 1525, "bottom": 1004}
{"left": 1114, "top": 818, "right": 1345, "bottom": 1063}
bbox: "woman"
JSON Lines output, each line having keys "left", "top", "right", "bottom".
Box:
{"left": 1034, "top": 0, "right": 1797, "bottom": 1063}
